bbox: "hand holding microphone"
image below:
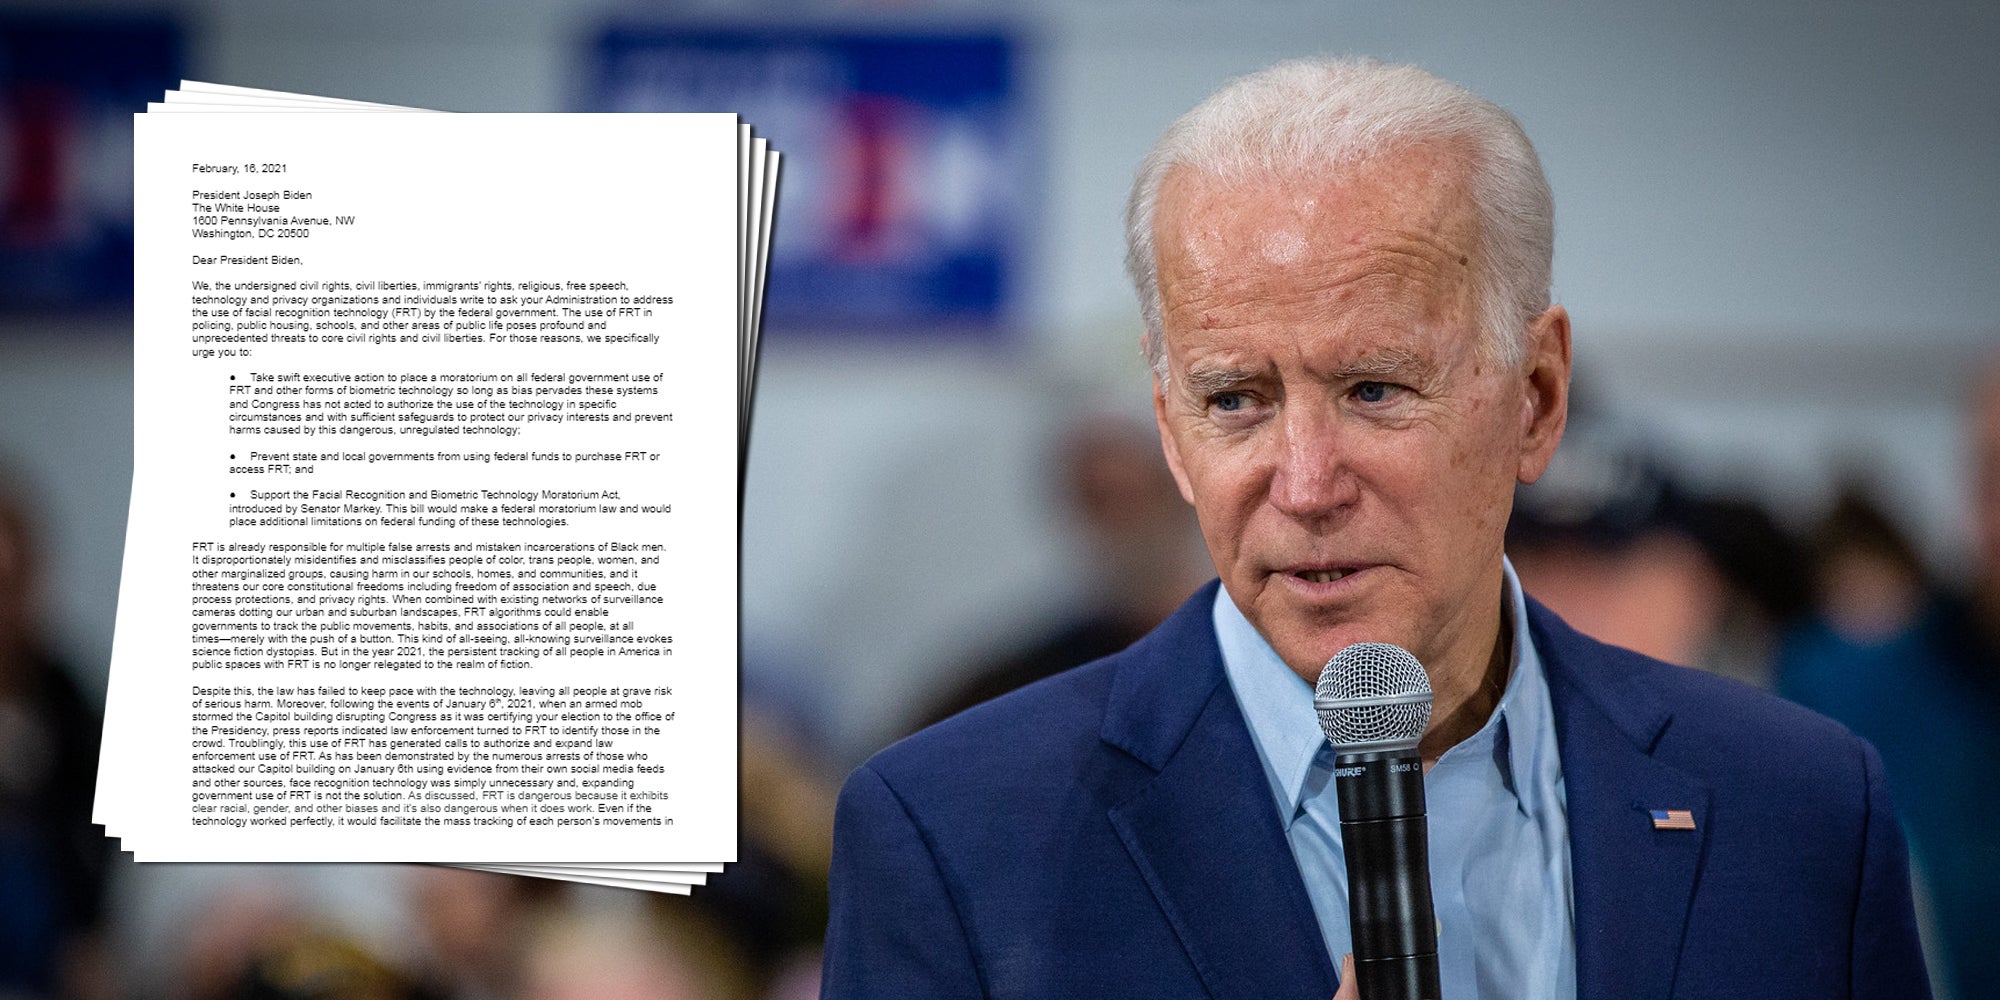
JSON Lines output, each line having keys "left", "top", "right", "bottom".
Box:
{"left": 1334, "top": 954, "right": 1360, "bottom": 1000}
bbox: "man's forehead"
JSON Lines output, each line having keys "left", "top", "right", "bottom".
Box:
{"left": 1151, "top": 145, "right": 1483, "bottom": 359}
{"left": 1157, "top": 144, "right": 1477, "bottom": 244}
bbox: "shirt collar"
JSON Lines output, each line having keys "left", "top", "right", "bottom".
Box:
{"left": 1214, "top": 557, "right": 1553, "bottom": 827}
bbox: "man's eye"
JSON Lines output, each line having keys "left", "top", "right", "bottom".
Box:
{"left": 1354, "top": 381, "right": 1399, "bottom": 404}
{"left": 1211, "top": 391, "right": 1247, "bottom": 412}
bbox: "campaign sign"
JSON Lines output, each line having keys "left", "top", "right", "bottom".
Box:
{"left": 0, "top": 14, "right": 182, "bottom": 314}
{"left": 589, "top": 26, "right": 1028, "bottom": 337}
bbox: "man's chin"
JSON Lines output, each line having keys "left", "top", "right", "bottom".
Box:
{"left": 1263, "top": 622, "right": 1420, "bottom": 684}
{"left": 1236, "top": 579, "right": 1419, "bottom": 673}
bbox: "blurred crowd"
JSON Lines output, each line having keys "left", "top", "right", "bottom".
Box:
{"left": 3, "top": 352, "right": 1997, "bottom": 999}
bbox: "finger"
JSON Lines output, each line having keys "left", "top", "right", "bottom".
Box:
{"left": 1333, "top": 953, "right": 1359, "bottom": 1000}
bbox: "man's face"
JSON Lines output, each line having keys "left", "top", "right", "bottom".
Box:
{"left": 1150, "top": 148, "right": 1568, "bottom": 682}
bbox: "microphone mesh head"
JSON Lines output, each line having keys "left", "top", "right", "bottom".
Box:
{"left": 1314, "top": 642, "right": 1433, "bottom": 750}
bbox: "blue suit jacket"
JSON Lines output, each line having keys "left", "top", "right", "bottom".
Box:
{"left": 823, "top": 583, "right": 1930, "bottom": 998}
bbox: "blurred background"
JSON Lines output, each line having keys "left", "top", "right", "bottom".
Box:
{"left": 0, "top": 0, "right": 1996, "bottom": 997}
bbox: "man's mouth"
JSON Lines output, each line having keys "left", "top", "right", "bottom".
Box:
{"left": 1297, "top": 568, "right": 1353, "bottom": 584}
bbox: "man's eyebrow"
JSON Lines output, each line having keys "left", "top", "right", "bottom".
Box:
{"left": 1334, "top": 349, "right": 1437, "bottom": 384}
{"left": 1183, "top": 365, "right": 1259, "bottom": 394}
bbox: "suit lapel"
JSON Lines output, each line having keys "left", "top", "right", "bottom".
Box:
{"left": 1100, "top": 583, "right": 1338, "bottom": 1000}
{"left": 1099, "top": 588, "right": 1713, "bottom": 998}
{"left": 1531, "top": 600, "right": 1712, "bottom": 1000}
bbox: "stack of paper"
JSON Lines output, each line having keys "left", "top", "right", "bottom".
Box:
{"left": 94, "top": 83, "right": 778, "bottom": 894}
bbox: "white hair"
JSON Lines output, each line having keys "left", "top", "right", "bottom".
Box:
{"left": 1124, "top": 58, "right": 1554, "bottom": 382}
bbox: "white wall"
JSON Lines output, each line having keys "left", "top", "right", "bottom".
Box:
{"left": 2, "top": 0, "right": 1994, "bottom": 757}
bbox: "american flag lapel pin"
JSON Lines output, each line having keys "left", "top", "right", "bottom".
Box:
{"left": 1650, "top": 809, "right": 1696, "bottom": 831}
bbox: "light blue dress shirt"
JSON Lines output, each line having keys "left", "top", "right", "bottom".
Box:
{"left": 1214, "top": 559, "right": 1577, "bottom": 999}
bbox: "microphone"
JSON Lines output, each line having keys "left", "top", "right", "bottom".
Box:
{"left": 1315, "top": 642, "right": 1441, "bottom": 1000}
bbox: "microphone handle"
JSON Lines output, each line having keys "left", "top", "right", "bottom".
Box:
{"left": 1334, "top": 748, "right": 1441, "bottom": 1000}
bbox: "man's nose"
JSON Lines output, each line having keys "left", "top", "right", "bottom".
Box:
{"left": 1268, "top": 401, "right": 1358, "bottom": 520}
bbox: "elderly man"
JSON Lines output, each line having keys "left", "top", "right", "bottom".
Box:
{"left": 822, "top": 59, "right": 1928, "bottom": 999}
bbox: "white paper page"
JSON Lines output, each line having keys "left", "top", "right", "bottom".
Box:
{"left": 101, "top": 97, "right": 744, "bottom": 888}
{"left": 101, "top": 93, "right": 420, "bottom": 848}
{"left": 737, "top": 129, "right": 752, "bottom": 435}
{"left": 459, "top": 866, "right": 696, "bottom": 894}
{"left": 107, "top": 109, "right": 744, "bottom": 868}
{"left": 747, "top": 151, "right": 779, "bottom": 441}
{"left": 105, "top": 109, "right": 744, "bottom": 868}
{"left": 162, "top": 91, "right": 418, "bottom": 110}
{"left": 468, "top": 864, "right": 705, "bottom": 885}
{"left": 103, "top": 88, "right": 762, "bottom": 885}
{"left": 497, "top": 139, "right": 778, "bottom": 889}
{"left": 500, "top": 861, "right": 725, "bottom": 871}
{"left": 487, "top": 141, "right": 774, "bottom": 884}
{"left": 176, "top": 81, "right": 415, "bottom": 108}
{"left": 113, "top": 110, "right": 740, "bottom": 863}
{"left": 99, "top": 85, "right": 420, "bottom": 843}
{"left": 145, "top": 102, "right": 419, "bottom": 114}
{"left": 470, "top": 864, "right": 716, "bottom": 888}
{"left": 739, "top": 138, "right": 765, "bottom": 429}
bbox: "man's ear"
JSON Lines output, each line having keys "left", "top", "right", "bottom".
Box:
{"left": 1153, "top": 376, "right": 1199, "bottom": 506}
{"left": 1516, "top": 304, "right": 1571, "bottom": 485}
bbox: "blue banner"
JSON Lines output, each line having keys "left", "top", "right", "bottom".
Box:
{"left": 590, "top": 26, "right": 1029, "bottom": 338}
{"left": 0, "top": 14, "right": 182, "bottom": 314}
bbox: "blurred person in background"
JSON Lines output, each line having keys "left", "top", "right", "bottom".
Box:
{"left": 159, "top": 867, "right": 758, "bottom": 1000}
{"left": 402, "top": 868, "right": 545, "bottom": 1000}
{"left": 515, "top": 900, "right": 753, "bottom": 1000}
{"left": 1775, "top": 361, "right": 2000, "bottom": 999}
{"left": 1508, "top": 416, "right": 1809, "bottom": 687}
{"left": 1677, "top": 493, "right": 1815, "bottom": 681}
{"left": 0, "top": 475, "right": 111, "bottom": 1000}
{"left": 170, "top": 880, "right": 417, "bottom": 1000}
{"left": 914, "top": 412, "right": 1210, "bottom": 729}
{"left": 697, "top": 689, "right": 840, "bottom": 1000}
{"left": 1507, "top": 426, "right": 1728, "bottom": 672}
{"left": 1972, "top": 356, "right": 2000, "bottom": 670}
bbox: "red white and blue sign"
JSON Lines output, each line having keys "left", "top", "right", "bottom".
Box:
{"left": 588, "top": 26, "right": 1030, "bottom": 338}
{"left": 0, "top": 14, "right": 182, "bottom": 314}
